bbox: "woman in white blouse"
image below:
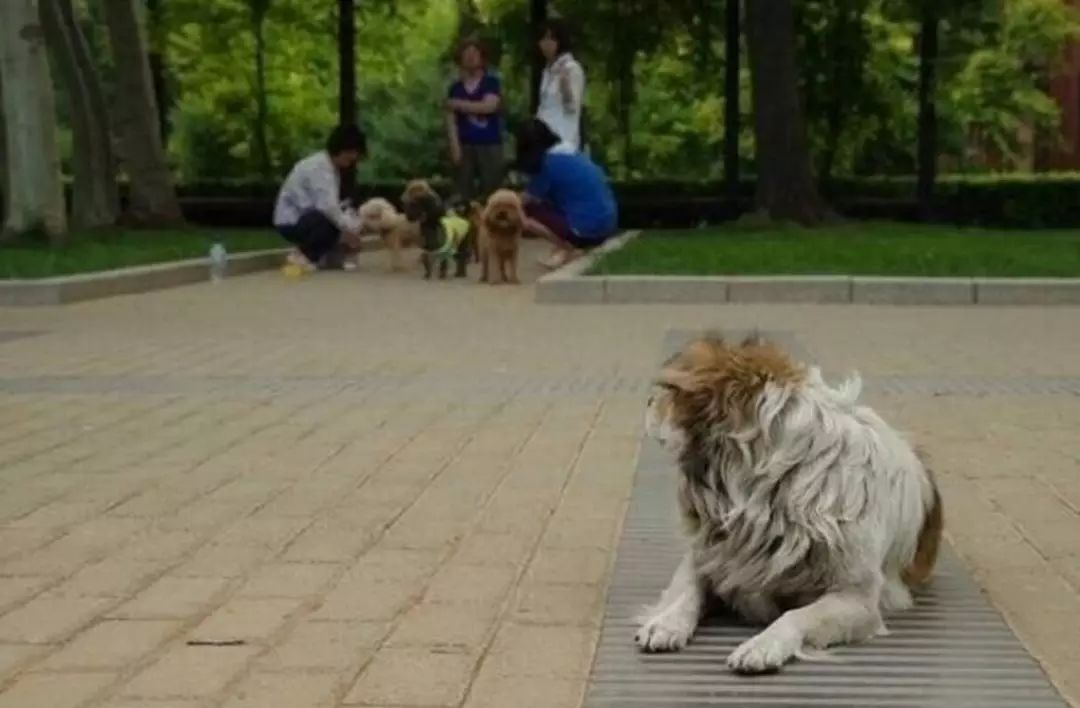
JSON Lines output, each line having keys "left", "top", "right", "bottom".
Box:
{"left": 536, "top": 18, "right": 585, "bottom": 151}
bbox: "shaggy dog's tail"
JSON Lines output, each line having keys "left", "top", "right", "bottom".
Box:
{"left": 902, "top": 481, "right": 943, "bottom": 587}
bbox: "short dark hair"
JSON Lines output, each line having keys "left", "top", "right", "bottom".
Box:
{"left": 539, "top": 17, "right": 573, "bottom": 56}
{"left": 455, "top": 36, "right": 487, "bottom": 65}
{"left": 514, "top": 118, "right": 561, "bottom": 175}
{"left": 326, "top": 124, "right": 366, "bottom": 157}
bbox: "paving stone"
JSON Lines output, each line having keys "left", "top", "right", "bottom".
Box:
{"left": 312, "top": 580, "right": 421, "bottom": 622}
{"left": 465, "top": 672, "right": 585, "bottom": 708}
{"left": 49, "top": 560, "right": 163, "bottom": 598}
{"left": 258, "top": 620, "right": 388, "bottom": 671}
{"left": 343, "top": 648, "right": 477, "bottom": 706}
{"left": 483, "top": 624, "right": 596, "bottom": 678}
{"left": 0, "top": 576, "right": 53, "bottom": 613}
{"left": 0, "top": 644, "right": 42, "bottom": 680}
{"left": 526, "top": 548, "right": 611, "bottom": 586}
{"left": 511, "top": 582, "right": 605, "bottom": 627}
{"left": 235, "top": 563, "right": 340, "bottom": 598}
{"left": 38, "top": 619, "right": 181, "bottom": 669}
{"left": 0, "top": 595, "right": 112, "bottom": 644}
{"left": 120, "top": 644, "right": 259, "bottom": 700}
{"left": 385, "top": 602, "right": 498, "bottom": 653}
{"left": 108, "top": 576, "right": 231, "bottom": 620}
{"left": 109, "top": 530, "right": 204, "bottom": 563}
{"left": 1016, "top": 519, "right": 1080, "bottom": 558}
{"left": 221, "top": 671, "right": 339, "bottom": 708}
{"left": 0, "top": 527, "right": 56, "bottom": 562}
{"left": 171, "top": 544, "right": 273, "bottom": 578}
{"left": 188, "top": 597, "right": 305, "bottom": 645}
{"left": 423, "top": 563, "right": 518, "bottom": 607}
{"left": 0, "top": 672, "right": 115, "bottom": 708}
{"left": 98, "top": 701, "right": 206, "bottom": 708}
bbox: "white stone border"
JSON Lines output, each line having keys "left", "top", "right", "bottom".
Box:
{"left": 535, "top": 230, "right": 641, "bottom": 304}
{"left": 535, "top": 231, "right": 1080, "bottom": 305}
{"left": 0, "top": 249, "right": 289, "bottom": 306}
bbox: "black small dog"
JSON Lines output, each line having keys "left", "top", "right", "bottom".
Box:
{"left": 401, "top": 181, "right": 472, "bottom": 280}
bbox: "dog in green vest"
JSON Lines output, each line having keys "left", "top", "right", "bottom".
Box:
{"left": 401, "top": 180, "right": 474, "bottom": 280}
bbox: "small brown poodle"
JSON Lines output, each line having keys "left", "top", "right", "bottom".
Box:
{"left": 479, "top": 189, "right": 524, "bottom": 285}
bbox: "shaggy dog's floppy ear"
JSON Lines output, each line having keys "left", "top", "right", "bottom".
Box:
{"left": 656, "top": 337, "right": 731, "bottom": 420}
{"left": 659, "top": 335, "right": 803, "bottom": 431}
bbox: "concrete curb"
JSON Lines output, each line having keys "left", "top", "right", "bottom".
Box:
{"left": 535, "top": 231, "right": 1080, "bottom": 306}
{"left": 535, "top": 230, "right": 640, "bottom": 304}
{"left": 0, "top": 249, "right": 289, "bottom": 306}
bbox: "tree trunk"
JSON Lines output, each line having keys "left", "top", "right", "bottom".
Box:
{"left": 101, "top": 0, "right": 183, "bottom": 226}
{"left": 0, "top": 0, "right": 67, "bottom": 243}
{"left": 723, "top": 0, "right": 739, "bottom": 193}
{"left": 916, "top": 1, "right": 939, "bottom": 220}
{"left": 338, "top": 0, "right": 356, "bottom": 197}
{"left": 744, "top": 0, "right": 827, "bottom": 224}
{"left": 145, "top": 0, "right": 169, "bottom": 142}
{"left": 252, "top": 1, "right": 272, "bottom": 181}
{"left": 41, "top": 0, "right": 118, "bottom": 230}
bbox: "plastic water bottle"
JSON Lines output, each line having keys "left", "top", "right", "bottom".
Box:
{"left": 209, "top": 242, "right": 227, "bottom": 283}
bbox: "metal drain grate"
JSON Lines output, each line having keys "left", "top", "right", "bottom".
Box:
{"left": 585, "top": 437, "right": 1067, "bottom": 707}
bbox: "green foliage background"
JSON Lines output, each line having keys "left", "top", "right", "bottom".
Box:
{"left": 57, "top": 0, "right": 1080, "bottom": 183}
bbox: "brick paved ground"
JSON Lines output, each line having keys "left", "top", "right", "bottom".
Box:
{"left": 1, "top": 241, "right": 1078, "bottom": 707}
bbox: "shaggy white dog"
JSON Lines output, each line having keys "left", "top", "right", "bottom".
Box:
{"left": 636, "top": 334, "right": 943, "bottom": 674}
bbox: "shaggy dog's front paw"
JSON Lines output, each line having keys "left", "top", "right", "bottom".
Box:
{"left": 726, "top": 628, "right": 799, "bottom": 674}
{"left": 634, "top": 607, "right": 696, "bottom": 653}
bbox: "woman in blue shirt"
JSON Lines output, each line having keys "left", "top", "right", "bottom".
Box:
{"left": 515, "top": 118, "right": 617, "bottom": 269}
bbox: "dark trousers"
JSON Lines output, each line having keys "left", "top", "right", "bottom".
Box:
{"left": 277, "top": 210, "right": 340, "bottom": 264}
{"left": 455, "top": 144, "right": 505, "bottom": 203}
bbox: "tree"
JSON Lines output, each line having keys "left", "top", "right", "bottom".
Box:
{"left": 249, "top": 0, "right": 273, "bottom": 181}
{"left": 101, "top": 0, "right": 183, "bottom": 225}
{"left": 0, "top": 0, "right": 68, "bottom": 243}
{"left": 744, "top": 0, "right": 828, "bottom": 223}
{"left": 145, "top": 0, "right": 171, "bottom": 142}
{"left": 916, "top": 0, "right": 938, "bottom": 219}
{"left": 799, "top": 0, "right": 871, "bottom": 183}
{"left": 338, "top": 0, "right": 356, "bottom": 193}
{"left": 724, "top": 0, "right": 740, "bottom": 191}
{"left": 40, "top": 0, "right": 119, "bottom": 229}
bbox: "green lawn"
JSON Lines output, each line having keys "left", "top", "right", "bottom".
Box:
{"left": 591, "top": 222, "right": 1080, "bottom": 278}
{"left": 0, "top": 229, "right": 283, "bottom": 279}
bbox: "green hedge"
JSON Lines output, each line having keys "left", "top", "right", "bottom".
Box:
{"left": 13, "top": 173, "right": 1078, "bottom": 229}
{"left": 613, "top": 173, "right": 1080, "bottom": 228}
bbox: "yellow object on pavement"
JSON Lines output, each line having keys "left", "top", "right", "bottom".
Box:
{"left": 281, "top": 264, "right": 306, "bottom": 279}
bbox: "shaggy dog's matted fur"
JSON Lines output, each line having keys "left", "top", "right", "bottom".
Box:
{"left": 636, "top": 334, "right": 943, "bottom": 674}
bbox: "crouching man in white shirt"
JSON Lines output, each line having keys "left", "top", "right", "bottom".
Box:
{"left": 273, "top": 125, "right": 366, "bottom": 271}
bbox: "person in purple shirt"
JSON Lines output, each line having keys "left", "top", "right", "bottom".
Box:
{"left": 446, "top": 38, "right": 505, "bottom": 202}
